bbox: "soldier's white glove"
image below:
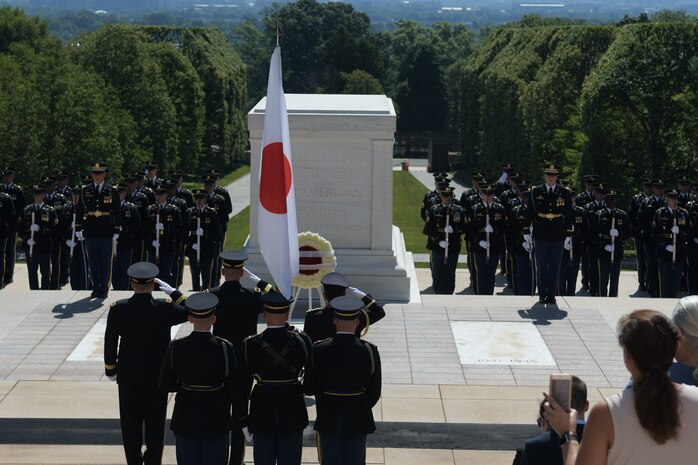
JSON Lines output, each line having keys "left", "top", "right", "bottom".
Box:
{"left": 347, "top": 286, "right": 367, "bottom": 299}
{"left": 523, "top": 234, "right": 532, "bottom": 243}
{"left": 155, "top": 222, "right": 164, "bottom": 231}
{"left": 243, "top": 267, "right": 262, "bottom": 285}
{"left": 671, "top": 225, "right": 680, "bottom": 234}
{"left": 609, "top": 228, "right": 619, "bottom": 237}
{"left": 523, "top": 241, "right": 531, "bottom": 253}
{"left": 604, "top": 244, "right": 614, "bottom": 253}
{"left": 192, "top": 243, "right": 200, "bottom": 251}
{"left": 242, "top": 426, "right": 254, "bottom": 445}
{"left": 479, "top": 240, "right": 490, "bottom": 249}
{"left": 107, "top": 374, "right": 117, "bottom": 382}
{"left": 439, "top": 240, "right": 448, "bottom": 249}
{"left": 196, "top": 227, "right": 204, "bottom": 236}
{"left": 152, "top": 240, "right": 160, "bottom": 248}
{"left": 564, "top": 237, "right": 572, "bottom": 250}
{"left": 66, "top": 239, "right": 75, "bottom": 248}
{"left": 75, "top": 231, "right": 84, "bottom": 240}
{"left": 666, "top": 245, "right": 675, "bottom": 253}
{"left": 113, "top": 233, "right": 119, "bottom": 241}
{"left": 154, "top": 278, "right": 175, "bottom": 295}
{"left": 27, "top": 239, "right": 36, "bottom": 246}
{"left": 444, "top": 225, "right": 454, "bottom": 234}
{"left": 30, "top": 223, "right": 40, "bottom": 232}
{"left": 484, "top": 224, "right": 494, "bottom": 233}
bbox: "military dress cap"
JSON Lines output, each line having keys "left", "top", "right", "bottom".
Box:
{"left": 192, "top": 188, "right": 207, "bottom": 199}
{"left": 90, "top": 162, "right": 107, "bottom": 173}
{"left": 436, "top": 181, "right": 451, "bottom": 191}
{"left": 509, "top": 174, "right": 522, "bottom": 183}
{"left": 321, "top": 272, "right": 350, "bottom": 288}
{"left": 115, "top": 183, "right": 128, "bottom": 192}
{"left": 206, "top": 169, "right": 221, "bottom": 179}
{"left": 82, "top": 175, "right": 92, "bottom": 184}
{"left": 594, "top": 183, "right": 606, "bottom": 193}
{"left": 330, "top": 296, "right": 364, "bottom": 320}
{"left": 261, "top": 293, "right": 293, "bottom": 314}
{"left": 665, "top": 189, "right": 678, "bottom": 199}
{"left": 568, "top": 186, "right": 577, "bottom": 195}
{"left": 519, "top": 184, "right": 532, "bottom": 194}
{"left": 605, "top": 189, "right": 617, "bottom": 198}
{"left": 472, "top": 172, "right": 485, "bottom": 181}
{"left": 501, "top": 163, "right": 515, "bottom": 172}
{"left": 439, "top": 186, "right": 455, "bottom": 197}
{"left": 32, "top": 184, "right": 45, "bottom": 194}
{"left": 185, "top": 293, "right": 218, "bottom": 319}
{"left": 155, "top": 186, "right": 168, "bottom": 195}
{"left": 55, "top": 171, "right": 69, "bottom": 179}
{"left": 582, "top": 174, "right": 599, "bottom": 182}
{"left": 161, "top": 181, "right": 175, "bottom": 190}
{"left": 1, "top": 166, "right": 15, "bottom": 175}
{"left": 678, "top": 176, "right": 692, "bottom": 185}
{"left": 481, "top": 185, "right": 497, "bottom": 196}
{"left": 127, "top": 262, "right": 159, "bottom": 284}
{"left": 203, "top": 176, "right": 216, "bottom": 184}
{"left": 642, "top": 178, "right": 653, "bottom": 186}
{"left": 130, "top": 171, "right": 145, "bottom": 179}
{"left": 146, "top": 161, "right": 158, "bottom": 170}
{"left": 70, "top": 184, "right": 81, "bottom": 192}
{"left": 43, "top": 176, "right": 57, "bottom": 185}
{"left": 543, "top": 164, "right": 560, "bottom": 175}
{"left": 654, "top": 179, "right": 666, "bottom": 188}
{"left": 220, "top": 250, "right": 247, "bottom": 269}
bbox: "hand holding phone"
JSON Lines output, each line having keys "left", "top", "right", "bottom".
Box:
{"left": 549, "top": 374, "right": 573, "bottom": 411}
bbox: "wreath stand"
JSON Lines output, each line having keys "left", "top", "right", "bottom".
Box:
{"left": 288, "top": 232, "right": 336, "bottom": 321}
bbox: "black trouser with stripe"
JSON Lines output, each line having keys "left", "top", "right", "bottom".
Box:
{"left": 118, "top": 383, "right": 168, "bottom": 465}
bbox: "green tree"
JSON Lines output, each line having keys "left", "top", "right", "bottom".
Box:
{"left": 340, "top": 70, "right": 383, "bottom": 94}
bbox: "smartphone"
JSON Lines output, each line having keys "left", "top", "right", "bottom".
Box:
{"left": 549, "top": 374, "right": 573, "bottom": 411}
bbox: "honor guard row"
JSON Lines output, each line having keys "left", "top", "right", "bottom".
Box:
{"left": 3, "top": 162, "right": 233, "bottom": 296}
{"left": 103, "top": 255, "right": 385, "bottom": 465}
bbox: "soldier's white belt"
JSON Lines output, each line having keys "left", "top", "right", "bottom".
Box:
{"left": 87, "top": 210, "right": 111, "bottom": 217}
{"left": 538, "top": 213, "right": 561, "bottom": 219}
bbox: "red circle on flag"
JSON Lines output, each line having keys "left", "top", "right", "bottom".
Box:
{"left": 260, "top": 142, "right": 292, "bottom": 214}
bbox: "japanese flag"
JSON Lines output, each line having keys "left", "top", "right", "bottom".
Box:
{"left": 257, "top": 46, "right": 299, "bottom": 298}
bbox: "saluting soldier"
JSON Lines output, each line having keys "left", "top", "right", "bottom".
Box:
{"left": 236, "top": 293, "right": 313, "bottom": 465}
{"left": 304, "top": 296, "right": 382, "bottom": 465}
{"left": 1, "top": 166, "right": 25, "bottom": 285}
{"left": 304, "top": 272, "right": 385, "bottom": 343}
{"left": 526, "top": 164, "right": 573, "bottom": 305}
{"left": 64, "top": 186, "right": 90, "bottom": 291}
{"left": 112, "top": 183, "right": 141, "bottom": 291}
{"left": 104, "top": 263, "right": 188, "bottom": 465}
{"left": 144, "top": 161, "right": 161, "bottom": 191}
{"left": 19, "top": 185, "right": 57, "bottom": 290}
{"left": 184, "top": 189, "right": 221, "bottom": 291}
{"left": 593, "top": 190, "right": 632, "bottom": 297}
{"left": 582, "top": 184, "right": 607, "bottom": 296}
{"left": 651, "top": 190, "right": 691, "bottom": 298}
{"left": 686, "top": 196, "right": 698, "bottom": 294}
{"left": 207, "top": 250, "right": 273, "bottom": 465}
{"left": 165, "top": 181, "right": 189, "bottom": 288}
{"left": 0, "top": 186, "right": 15, "bottom": 289}
{"left": 558, "top": 187, "right": 584, "bottom": 296}
{"left": 43, "top": 177, "right": 68, "bottom": 289}
{"left": 424, "top": 187, "right": 465, "bottom": 294}
{"left": 510, "top": 184, "right": 535, "bottom": 296}
{"left": 639, "top": 180, "right": 666, "bottom": 297}
{"left": 145, "top": 186, "right": 182, "bottom": 286}
{"left": 127, "top": 176, "right": 150, "bottom": 263}
{"left": 628, "top": 178, "right": 653, "bottom": 292}
{"left": 421, "top": 173, "right": 448, "bottom": 221}
{"left": 468, "top": 185, "right": 508, "bottom": 295}
{"left": 75, "top": 163, "right": 121, "bottom": 299}
{"left": 159, "top": 293, "right": 237, "bottom": 465}
{"left": 172, "top": 171, "right": 194, "bottom": 209}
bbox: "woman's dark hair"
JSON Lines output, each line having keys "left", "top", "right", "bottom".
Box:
{"left": 618, "top": 310, "right": 680, "bottom": 444}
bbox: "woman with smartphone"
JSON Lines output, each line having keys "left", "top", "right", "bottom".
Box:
{"left": 543, "top": 310, "right": 698, "bottom": 465}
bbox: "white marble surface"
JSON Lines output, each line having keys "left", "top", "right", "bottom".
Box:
{"left": 450, "top": 321, "right": 556, "bottom": 366}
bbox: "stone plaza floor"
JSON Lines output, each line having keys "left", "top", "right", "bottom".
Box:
{"left": 0, "top": 265, "right": 682, "bottom": 464}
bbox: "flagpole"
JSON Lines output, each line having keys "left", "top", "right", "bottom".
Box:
{"left": 276, "top": 20, "right": 281, "bottom": 47}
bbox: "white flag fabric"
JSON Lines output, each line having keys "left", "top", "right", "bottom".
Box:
{"left": 257, "top": 46, "right": 299, "bottom": 298}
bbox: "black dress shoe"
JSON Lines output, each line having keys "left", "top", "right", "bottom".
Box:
{"left": 90, "top": 290, "right": 98, "bottom": 298}
{"left": 538, "top": 297, "right": 546, "bottom": 304}
{"left": 546, "top": 296, "right": 557, "bottom": 305}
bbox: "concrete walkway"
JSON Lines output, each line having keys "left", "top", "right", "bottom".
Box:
{"left": 223, "top": 173, "right": 250, "bottom": 218}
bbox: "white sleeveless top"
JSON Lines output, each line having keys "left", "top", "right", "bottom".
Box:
{"left": 607, "top": 384, "right": 698, "bottom": 465}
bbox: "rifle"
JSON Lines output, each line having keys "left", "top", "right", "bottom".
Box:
{"left": 529, "top": 224, "right": 535, "bottom": 297}
{"left": 69, "top": 212, "right": 76, "bottom": 259}
{"left": 29, "top": 211, "right": 35, "bottom": 260}
{"left": 485, "top": 206, "right": 490, "bottom": 262}
{"left": 444, "top": 204, "right": 450, "bottom": 265}
{"left": 610, "top": 213, "right": 616, "bottom": 265}
{"left": 196, "top": 214, "right": 201, "bottom": 263}
{"left": 672, "top": 216, "right": 677, "bottom": 266}
{"left": 155, "top": 209, "right": 161, "bottom": 265}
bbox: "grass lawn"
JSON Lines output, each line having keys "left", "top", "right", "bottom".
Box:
{"left": 182, "top": 164, "right": 250, "bottom": 191}
{"left": 224, "top": 206, "right": 250, "bottom": 249}
{"left": 393, "top": 171, "right": 429, "bottom": 255}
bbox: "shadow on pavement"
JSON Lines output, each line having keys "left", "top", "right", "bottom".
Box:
{"left": 517, "top": 304, "right": 568, "bottom": 326}
{"left": 52, "top": 296, "right": 104, "bottom": 319}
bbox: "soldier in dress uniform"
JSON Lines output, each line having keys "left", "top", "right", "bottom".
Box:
{"left": 582, "top": 184, "right": 607, "bottom": 296}
{"left": 593, "top": 190, "right": 632, "bottom": 297}
{"left": 165, "top": 181, "right": 189, "bottom": 288}
{"left": 1, "top": 167, "right": 25, "bottom": 285}
{"left": 43, "top": 177, "right": 68, "bottom": 289}
{"left": 510, "top": 184, "right": 535, "bottom": 295}
{"left": 424, "top": 187, "right": 465, "bottom": 294}
{"left": 206, "top": 169, "right": 233, "bottom": 218}
{"left": 133, "top": 172, "right": 156, "bottom": 206}
{"left": 64, "top": 186, "right": 90, "bottom": 290}
{"left": 172, "top": 171, "right": 194, "bottom": 209}
{"left": 557, "top": 187, "right": 584, "bottom": 296}
{"left": 686, "top": 195, "right": 698, "bottom": 294}
{"left": 145, "top": 186, "right": 182, "bottom": 286}
{"left": 678, "top": 176, "right": 692, "bottom": 209}
{"left": 651, "top": 190, "right": 691, "bottom": 298}
{"left": 236, "top": 293, "right": 313, "bottom": 465}
{"left": 629, "top": 178, "right": 653, "bottom": 292}
{"left": 184, "top": 190, "right": 221, "bottom": 291}
{"left": 55, "top": 171, "right": 72, "bottom": 199}
{"left": 421, "top": 173, "right": 448, "bottom": 221}
{"left": 75, "top": 163, "right": 121, "bottom": 298}
{"left": 206, "top": 250, "right": 273, "bottom": 465}
{"left": 500, "top": 173, "right": 522, "bottom": 289}
{"left": 304, "top": 296, "right": 382, "bottom": 465}
{"left": 112, "top": 183, "right": 141, "bottom": 290}
{"left": 159, "top": 293, "right": 236, "bottom": 465}
{"left": 144, "top": 161, "right": 161, "bottom": 190}
{"left": 104, "top": 263, "right": 188, "bottom": 465}
{"left": 526, "top": 164, "right": 573, "bottom": 305}
{"left": 127, "top": 176, "right": 150, "bottom": 263}
{"left": 460, "top": 173, "right": 487, "bottom": 288}
{"left": 468, "top": 185, "right": 508, "bottom": 295}
{"left": 19, "top": 185, "right": 57, "bottom": 290}
{"left": 205, "top": 177, "right": 229, "bottom": 286}
{"left": 304, "top": 272, "right": 385, "bottom": 343}
{"left": 639, "top": 179, "right": 666, "bottom": 297}
{"left": 0, "top": 186, "right": 15, "bottom": 289}
{"left": 576, "top": 175, "right": 598, "bottom": 290}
